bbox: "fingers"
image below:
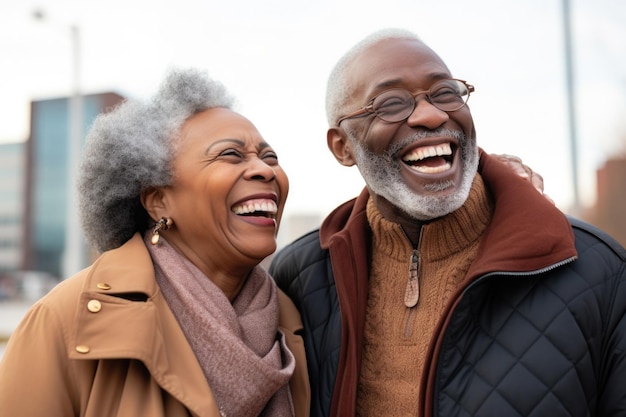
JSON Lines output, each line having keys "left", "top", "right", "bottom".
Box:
{"left": 528, "top": 171, "right": 555, "bottom": 205}
{"left": 529, "top": 171, "right": 553, "bottom": 202}
{"left": 493, "top": 154, "right": 531, "bottom": 179}
{"left": 492, "top": 153, "right": 555, "bottom": 205}
{"left": 493, "top": 153, "right": 522, "bottom": 164}
{"left": 530, "top": 171, "right": 544, "bottom": 191}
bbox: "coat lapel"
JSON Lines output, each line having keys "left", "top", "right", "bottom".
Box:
{"left": 69, "top": 234, "right": 220, "bottom": 416}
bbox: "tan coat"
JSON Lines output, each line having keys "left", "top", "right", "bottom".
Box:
{"left": 0, "top": 234, "right": 310, "bottom": 417}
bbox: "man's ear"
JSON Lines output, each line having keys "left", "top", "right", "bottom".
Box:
{"left": 327, "top": 127, "right": 356, "bottom": 167}
{"left": 140, "top": 187, "right": 168, "bottom": 222}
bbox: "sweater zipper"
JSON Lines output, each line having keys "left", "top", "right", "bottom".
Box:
{"left": 403, "top": 228, "right": 424, "bottom": 338}
{"left": 405, "top": 249, "right": 421, "bottom": 308}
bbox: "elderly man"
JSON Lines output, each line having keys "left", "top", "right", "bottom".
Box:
{"left": 270, "top": 29, "right": 626, "bottom": 417}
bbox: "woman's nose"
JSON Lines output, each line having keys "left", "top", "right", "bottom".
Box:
{"left": 246, "top": 157, "right": 277, "bottom": 181}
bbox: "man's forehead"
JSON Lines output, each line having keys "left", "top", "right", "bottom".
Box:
{"left": 352, "top": 38, "right": 441, "bottom": 69}
{"left": 346, "top": 38, "right": 449, "bottom": 94}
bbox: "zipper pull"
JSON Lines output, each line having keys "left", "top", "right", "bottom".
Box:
{"left": 404, "top": 250, "right": 420, "bottom": 308}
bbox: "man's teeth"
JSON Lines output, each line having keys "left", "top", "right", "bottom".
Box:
{"left": 232, "top": 199, "right": 278, "bottom": 216}
{"left": 402, "top": 143, "right": 452, "bottom": 162}
{"left": 412, "top": 163, "right": 452, "bottom": 174}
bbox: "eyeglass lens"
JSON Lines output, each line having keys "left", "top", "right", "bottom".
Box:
{"left": 372, "top": 79, "right": 470, "bottom": 122}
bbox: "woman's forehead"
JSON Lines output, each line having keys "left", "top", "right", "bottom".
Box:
{"left": 179, "top": 108, "right": 265, "bottom": 146}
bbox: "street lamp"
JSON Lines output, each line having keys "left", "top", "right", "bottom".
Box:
{"left": 561, "top": 0, "right": 580, "bottom": 215}
{"left": 32, "top": 10, "right": 85, "bottom": 278}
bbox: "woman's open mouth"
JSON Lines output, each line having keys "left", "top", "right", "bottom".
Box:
{"left": 232, "top": 199, "right": 277, "bottom": 219}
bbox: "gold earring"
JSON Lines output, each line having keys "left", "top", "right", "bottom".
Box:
{"left": 150, "top": 217, "right": 173, "bottom": 245}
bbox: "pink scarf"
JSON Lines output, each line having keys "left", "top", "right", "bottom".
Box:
{"left": 145, "top": 234, "right": 295, "bottom": 417}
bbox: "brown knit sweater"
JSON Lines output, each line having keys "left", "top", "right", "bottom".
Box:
{"left": 356, "top": 175, "right": 494, "bottom": 417}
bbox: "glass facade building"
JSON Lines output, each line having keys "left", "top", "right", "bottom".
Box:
{"left": 0, "top": 142, "right": 25, "bottom": 273}
{"left": 24, "top": 93, "right": 124, "bottom": 278}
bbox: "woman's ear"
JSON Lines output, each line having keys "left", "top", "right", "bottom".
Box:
{"left": 140, "top": 187, "right": 167, "bottom": 222}
{"left": 327, "top": 127, "right": 356, "bottom": 167}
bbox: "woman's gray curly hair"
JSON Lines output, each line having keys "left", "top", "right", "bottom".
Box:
{"left": 78, "top": 67, "right": 235, "bottom": 253}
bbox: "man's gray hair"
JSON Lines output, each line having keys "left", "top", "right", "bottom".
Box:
{"left": 325, "top": 28, "right": 422, "bottom": 126}
{"left": 78, "top": 67, "right": 235, "bottom": 253}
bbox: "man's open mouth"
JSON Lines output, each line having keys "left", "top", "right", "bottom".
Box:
{"left": 402, "top": 143, "right": 454, "bottom": 174}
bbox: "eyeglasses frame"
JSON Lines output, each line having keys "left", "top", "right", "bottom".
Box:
{"left": 336, "top": 78, "right": 475, "bottom": 126}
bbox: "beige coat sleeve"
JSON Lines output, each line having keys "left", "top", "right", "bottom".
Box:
{"left": 278, "top": 289, "right": 311, "bottom": 417}
{"left": 0, "top": 298, "right": 82, "bottom": 416}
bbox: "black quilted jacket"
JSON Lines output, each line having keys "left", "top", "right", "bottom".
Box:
{"left": 270, "top": 153, "right": 626, "bottom": 417}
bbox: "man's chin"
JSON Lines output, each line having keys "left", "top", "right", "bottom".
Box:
{"left": 394, "top": 182, "right": 473, "bottom": 221}
{"left": 420, "top": 179, "right": 457, "bottom": 194}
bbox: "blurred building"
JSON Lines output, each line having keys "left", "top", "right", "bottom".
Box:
{"left": 278, "top": 213, "right": 323, "bottom": 248}
{"left": 22, "top": 92, "right": 124, "bottom": 279}
{"left": 261, "top": 212, "right": 323, "bottom": 270}
{"left": 585, "top": 156, "right": 626, "bottom": 247}
{"left": 0, "top": 142, "right": 25, "bottom": 273}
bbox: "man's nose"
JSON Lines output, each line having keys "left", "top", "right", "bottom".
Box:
{"left": 405, "top": 98, "right": 449, "bottom": 129}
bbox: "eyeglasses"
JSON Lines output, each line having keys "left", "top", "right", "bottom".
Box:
{"left": 336, "top": 78, "right": 474, "bottom": 125}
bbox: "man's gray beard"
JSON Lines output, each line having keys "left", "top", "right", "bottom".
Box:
{"left": 345, "top": 127, "right": 479, "bottom": 221}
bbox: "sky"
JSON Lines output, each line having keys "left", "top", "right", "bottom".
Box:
{"left": 1, "top": 0, "right": 625, "bottom": 222}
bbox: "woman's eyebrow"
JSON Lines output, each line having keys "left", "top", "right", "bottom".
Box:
{"left": 204, "top": 138, "right": 272, "bottom": 154}
{"left": 205, "top": 138, "right": 245, "bottom": 154}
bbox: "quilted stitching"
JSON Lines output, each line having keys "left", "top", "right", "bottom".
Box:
{"left": 271, "top": 219, "right": 626, "bottom": 417}
{"left": 435, "top": 221, "right": 626, "bottom": 417}
{"left": 271, "top": 230, "right": 341, "bottom": 417}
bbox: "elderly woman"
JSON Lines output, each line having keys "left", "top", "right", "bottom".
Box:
{"left": 0, "top": 68, "right": 309, "bottom": 417}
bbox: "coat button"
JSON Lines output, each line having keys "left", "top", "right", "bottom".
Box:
{"left": 87, "top": 299, "right": 102, "bottom": 313}
{"left": 75, "top": 345, "right": 90, "bottom": 354}
{"left": 96, "top": 283, "right": 111, "bottom": 290}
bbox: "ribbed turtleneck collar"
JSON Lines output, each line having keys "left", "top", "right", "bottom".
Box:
{"left": 366, "top": 174, "right": 494, "bottom": 262}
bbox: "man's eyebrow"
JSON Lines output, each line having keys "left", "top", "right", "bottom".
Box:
{"left": 374, "top": 72, "right": 452, "bottom": 90}
{"left": 375, "top": 78, "right": 403, "bottom": 90}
